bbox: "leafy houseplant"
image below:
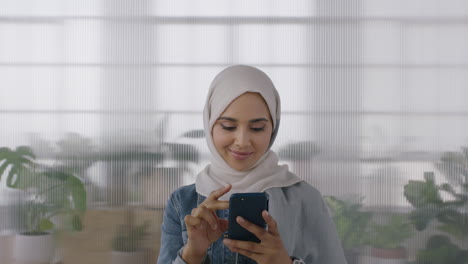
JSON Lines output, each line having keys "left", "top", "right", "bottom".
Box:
{"left": 0, "top": 146, "right": 87, "bottom": 263}
{"left": 366, "top": 215, "right": 413, "bottom": 261}
{"left": 325, "top": 196, "right": 372, "bottom": 264}
{"left": 111, "top": 221, "right": 150, "bottom": 252}
{"left": 414, "top": 235, "right": 468, "bottom": 264}
{"left": 404, "top": 146, "right": 468, "bottom": 264}
{"left": 0, "top": 146, "right": 86, "bottom": 233}
{"left": 111, "top": 208, "right": 150, "bottom": 264}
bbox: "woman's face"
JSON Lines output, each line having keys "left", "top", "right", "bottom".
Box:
{"left": 212, "top": 92, "right": 273, "bottom": 171}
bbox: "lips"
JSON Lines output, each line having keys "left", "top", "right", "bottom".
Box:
{"left": 228, "top": 149, "right": 253, "bottom": 160}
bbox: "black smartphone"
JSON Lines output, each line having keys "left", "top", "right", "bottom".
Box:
{"left": 227, "top": 192, "right": 269, "bottom": 243}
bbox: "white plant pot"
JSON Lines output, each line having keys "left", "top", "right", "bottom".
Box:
{"left": 14, "top": 232, "right": 55, "bottom": 264}
{"left": 111, "top": 250, "right": 146, "bottom": 264}
{"left": 0, "top": 233, "right": 14, "bottom": 263}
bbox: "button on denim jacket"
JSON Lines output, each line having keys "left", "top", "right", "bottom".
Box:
{"left": 157, "top": 182, "right": 347, "bottom": 264}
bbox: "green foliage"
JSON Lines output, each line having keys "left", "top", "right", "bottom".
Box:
{"left": 0, "top": 146, "right": 35, "bottom": 188}
{"left": 366, "top": 215, "right": 413, "bottom": 249}
{"left": 324, "top": 196, "right": 372, "bottom": 250}
{"left": 0, "top": 146, "right": 87, "bottom": 234}
{"left": 404, "top": 172, "right": 445, "bottom": 231}
{"left": 111, "top": 221, "right": 150, "bottom": 252}
{"left": 404, "top": 171, "right": 468, "bottom": 238}
{"left": 414, "top": 235, "right": 468, "bottom": 264}
{"left": 404, "top": 146, "right": 468, "bottom": 263}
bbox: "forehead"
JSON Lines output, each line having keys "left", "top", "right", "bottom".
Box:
{"left": 220, "top": 92, "right": 271, "bottom": 120}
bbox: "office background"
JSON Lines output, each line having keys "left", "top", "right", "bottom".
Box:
{"left": 1, "top": 0, "right": 468, "bottom": 263}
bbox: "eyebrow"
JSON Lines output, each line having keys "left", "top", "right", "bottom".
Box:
{"left": 217, "top": 117, "right": 269, "bottom": 123}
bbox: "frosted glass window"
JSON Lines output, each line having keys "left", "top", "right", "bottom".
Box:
{"left": 405, "top": 24, "right": 468, "bottom": 64}
{"left": 363, "top": 22, "right": 402, "bottom": 64}
{"left": 153, "top": 0, "right": 313, "bottom": 17}
{"left": 362, "top": 69, "right": 403, "bottom": 112}
{"left": 156, "top": 25, "right": 228, "bottom": 64}
{"left": 238, "top": 25, "right": 310, "bottom": 64}
{"left": 2, "top": 1, "right": 468, "bottom": 263}
{"left": 0, "top": 67, "right": 62, "bottom": 110}
{"left": 0, "top": 23, "right": 62, "bottom": 63}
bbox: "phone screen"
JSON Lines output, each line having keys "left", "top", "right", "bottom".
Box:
{"left": 227, "top": 192, "right": 269, "bottom": 243}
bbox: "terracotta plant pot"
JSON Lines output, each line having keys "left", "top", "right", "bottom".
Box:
{"left": 371, "top": 247, "right": 407, "bottom": 264}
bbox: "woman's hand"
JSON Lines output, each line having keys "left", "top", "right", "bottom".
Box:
{"left": 223, "top": 210, "right": 293, "bottom": 264}
{"left": 182, "top": 184, "right": 231, "bottom": 263}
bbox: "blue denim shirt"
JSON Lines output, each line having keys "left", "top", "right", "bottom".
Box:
{"left": 157, "top": 182, "right": 347, "bottom": 264}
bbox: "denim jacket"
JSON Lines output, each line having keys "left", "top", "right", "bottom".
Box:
{"left": 157, "top": 182, "right": 347, "bottom": 264}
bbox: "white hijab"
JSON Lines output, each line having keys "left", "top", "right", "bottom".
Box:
{"left": 195, "top": 65, "right": 302, "bottom": 201}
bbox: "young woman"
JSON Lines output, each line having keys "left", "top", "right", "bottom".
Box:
{"left": 157, "top": 65, "right": 346, "bottom": 264}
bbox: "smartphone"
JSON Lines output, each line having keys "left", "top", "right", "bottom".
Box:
{"left": 227, "top": 192, "right": 269, "bottom": 243}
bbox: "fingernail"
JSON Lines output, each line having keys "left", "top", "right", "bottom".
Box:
{"left": 223, "top": 238, "right": 232, "bottom": 244}
{"left": 264, "top": 210, "right": 270, "bottom": 216}
{"left": 212, "top": 223, "right": 217, "bottom": 230}
{"left": 237, "top": 216, "right": 245, "bottom": 223}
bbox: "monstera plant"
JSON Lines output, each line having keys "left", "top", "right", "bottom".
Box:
{"left": 0, "top": 146, "right": 35, "bottom": 188}
{"left": 0, "top": 146, "right": 86, "bottom": 233}
{"left": 0, "top": 146, "right": 86, "bottom": 263}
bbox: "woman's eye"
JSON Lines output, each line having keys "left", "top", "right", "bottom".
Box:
{"left": 251, "top": 127, "right": 265, "bottom": 132}
{"left": 220, "top": 124, "right": 236, "bottom": 131}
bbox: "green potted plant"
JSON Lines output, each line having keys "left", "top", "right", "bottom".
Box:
{"left": 366, "top": 215, "right": 413, "bottom": 263}
{"left": 413, "top": 234, "right": 468, "bottom": 264}
{"left": 0, "top": 146, "right": 86, "bottom": 264}
{"left": 325, "top": 196, "right": 372, "bottom": 264}
{"left": 111, "top": 208, "right": 150, "bottom": 264}
{"left": 404, "top": 146, "right": 468, "bottom": 264}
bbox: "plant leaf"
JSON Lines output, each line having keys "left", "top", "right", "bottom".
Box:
{"left": 39, "top": 218, "right": 54, "bottom": 231}
{"left": 67, "top": 175, "right": 86, "bottom": 213}
{"left": 404, "top": 178, "right": 442, "bottom": 208}
{"left": 0, "top": 146, "right": 35, "bottom": 189}
{"left": 72, "top": 214, "right": 83, "bottom": 231}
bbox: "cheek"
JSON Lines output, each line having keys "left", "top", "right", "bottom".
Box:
{"left": 212, "top": 128, "right": 230, "bottom": 150}
{"left": 253, "top": 133, "right": 271, "bottom": 151}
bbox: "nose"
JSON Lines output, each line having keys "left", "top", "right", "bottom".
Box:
{"left": 234, "top": 128, "right": 251, "bottom": 148}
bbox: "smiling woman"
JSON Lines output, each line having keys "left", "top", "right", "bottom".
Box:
{"left": 157, "top": 65, "right": 347, "bottom": 264}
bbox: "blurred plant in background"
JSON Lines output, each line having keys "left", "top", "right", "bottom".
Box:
{"left": 111, "top": 208, "right": 150, "bottom": 253}
{"left": 404, "top": 146, "right": 468, "bottom": 264}
{"left": 325, "top": 195, "right": 372, "bottom": 264}
{"left": 367, "top": 215, "right": 413, "bottom": 250}
{"left": 0, "top": 146, "right": 86, "bottom": 234}
{"left": 366, "top": 214, "right": 413, "bottom": 262}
